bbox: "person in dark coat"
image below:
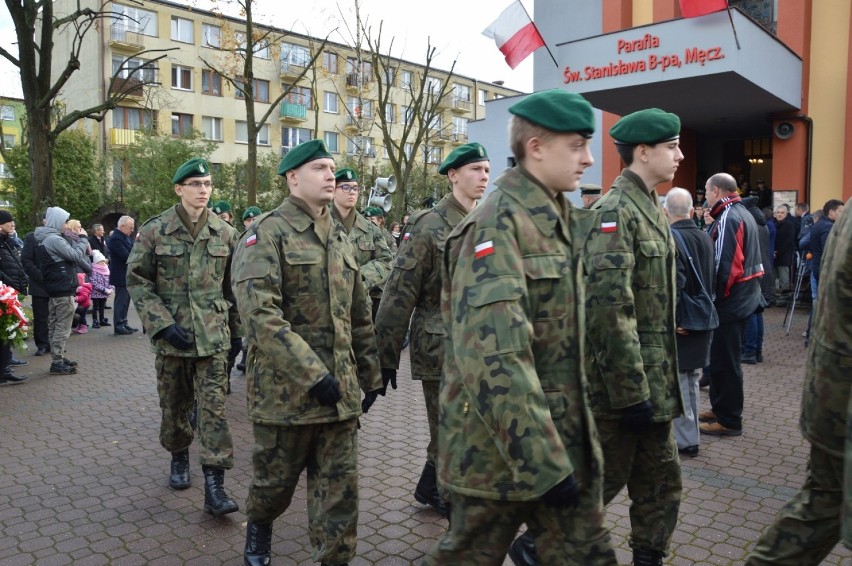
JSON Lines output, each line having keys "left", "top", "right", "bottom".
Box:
{"left": 0, "top": 209, "right": 29, "bottom": 383}
{"left": 87, "top": 223, "right": 110, "bottom": 262}
{"left": 106, "top": 215, "right": 137, "bottom": 335}
{"left": 773, "top": 204, "right": 797, "bottom": 306}
{"left": 21, "top": 213, "right": 50, "bottom": 357}
{"left": 741, "top": 196, "right": 773, "bottom": 364}
{"left": 664, "top": 188, "right": 715, "bottom": 456}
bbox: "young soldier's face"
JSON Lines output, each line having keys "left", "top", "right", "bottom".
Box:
{"left": 289, "top": 158, "right": 336, "bottom": 207}
{"left": 644, "top": 140, "right": 683, "bottom": 184}
{"left": 175, "top": 176, "right": 212, "bottom": 210}
{"left": 537, "top": 133, "right": 594, "bottom": 193}
{"left": 451, "top": 161, "right": 490, "bottom": 202}
{"left": 333, "top": 181, "right": 360, "bottom": 211}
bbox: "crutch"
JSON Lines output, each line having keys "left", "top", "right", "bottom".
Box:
{"left": 784, "top": 252, "right": 810, "bottom": 335}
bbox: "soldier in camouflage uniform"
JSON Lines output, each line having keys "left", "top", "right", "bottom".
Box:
{"left": 232, "top": 140, "right": 383, "bottom": 566}
{"left": 365, "top": 206, "right": 398, "bottom": 254}
{"left": 127, "top": 157, "right": 241, "bottom": 517}
{"left": 425, "top": 90, "right": 617, "bottom": 566}
{"left": 374, "top": 142, "right": 491, "bottom": 519}
{"left": 745, "top": 197, "right": 851, "bottom": 565}
{"left": 511, "top": 109, "right": 684, "bottom": 566}
{"left": 330, "top": 168, "right": 393, "bottom": 320}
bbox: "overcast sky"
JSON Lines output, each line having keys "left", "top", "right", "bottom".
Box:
{"left": 0, "top": 0, "right": 535, "bottom": 100}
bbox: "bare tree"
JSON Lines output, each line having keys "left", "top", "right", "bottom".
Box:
{"left": 200, "top": 0, "right": 328, "bottom": 205}
{"left": 1, "top": 0, "right": 173, "bottom": 225}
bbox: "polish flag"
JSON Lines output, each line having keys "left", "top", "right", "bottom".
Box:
{"left": 474, "top": 240, "right": 495, "bottom": 260}
{"left": 601, "top": 221, "right": 617, "bottom": 234}
{"left": 483, "top": 1, "right": 546, "bottom": 70}
{"left": 679, "top": 0, "right": 729, "bottom": 18}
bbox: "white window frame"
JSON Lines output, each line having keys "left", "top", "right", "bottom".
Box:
{"left": 202, "top": 23, "right": 220, "bottom": 48}
{"left": 324, "top": 132, "right": 339, "bottom": 153}
{"left": 201, "top": 116, "right": 223, "bottom": 141}
{"left": 113, "top": 3, "right": 158, "bottom": 37}
{"left": 171, "top": 65, "right": 193, "bottom": 91}
{"left": 478, "top": 89, "right": 488, "bottom": 105}
{"left": 401, "top": 70, "right": 413, "bottom": 89}
{"left": 384, "top": 103, "right": 395, "bottom": 123}
{"left": 0, "top": 105, "right": 15, "bottom": 121}
{"left": 324, "top": 91, "right": 338, "bottom": 114}
{"left": 236, "top": 121, "right": 271, "bottom": 145}
{"left": 171, "top": 16, "right": 193, "bottom": 43}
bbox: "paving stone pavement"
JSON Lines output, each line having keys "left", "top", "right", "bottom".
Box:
{"left": 1, "top": 301, "right": 850, "bottom": 565}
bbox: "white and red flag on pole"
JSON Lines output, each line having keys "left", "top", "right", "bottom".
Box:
{"left": 482, "top": 1, "right": 546, "bottom": 70}
{"left": 678, "top": 0, "right": 729, "bottom": 18}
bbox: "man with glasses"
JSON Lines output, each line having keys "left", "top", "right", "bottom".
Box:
{"left": 127, "top": 157, "right": 242, "bottom": 517}
{"left": 330, "top": 168, "right": 392, "bottom": 321}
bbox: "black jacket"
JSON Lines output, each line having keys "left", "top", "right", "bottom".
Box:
{"left": 107, "top": 230, "right": 133, "bottom": 286}
{"left": 0, "top": 232, "right": 28, "bottom": 295}
{"left": 88, "top": 234, "right": 110, "bottom": 260}
{"left": 671, "top": 219, "right": 715, "bottom": 370}
{"left": 743, "top": 197, "right": 773, "bottom": 305}
{"left": 21, "top": 232, "right": 47, "bottom": 298}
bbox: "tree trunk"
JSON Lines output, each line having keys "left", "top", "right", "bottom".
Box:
{"left": 27, "top": 105, "right": 54, "bottom": 227}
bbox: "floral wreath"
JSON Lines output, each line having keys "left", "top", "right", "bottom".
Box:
{"left": 0, "top": 282, "right": 29, "bottom": 352}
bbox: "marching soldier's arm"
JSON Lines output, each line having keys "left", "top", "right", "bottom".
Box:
{"left": 127, "top": 222, "right": 178, "bottom": 338}
{"left": 375, "top": 225, "right": 431, "bottom": 370}
{"left": 584, "top": 209, "right": 650, "bottom": 409}
{"left": 444, "top": 224, "right": 573, "bottom": 481}
{"left": 350, "top": 263, "right": 382, "bottom": 392}
{"left": 222, "top": 225, "right": 242, "bottom": 339}
{"left": 359, "top": 223, "right": 393, "bottom": 292}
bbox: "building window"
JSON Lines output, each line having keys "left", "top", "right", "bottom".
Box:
{"left": 425, "top": 76, "right": 442, "bottom": 94}
{"left": 403, "top": 106, "right": 413, "bottom": 123}
{"left": 202, "top": 116, "right": 223, "bottom": 141}
{"left": 282, "top": 127, "right": 312, "bottom": 148}
{"left": 429, "top": 114, "right": 442, "bottom": 130}
{"left": 170, "top": 16, "right": 193, "bottom": 43}
{"left": 113, "top": 3, "right": 158, "bottom": 37}
{"left": 282, "top": 84, "right": 312, "bottom": 106}
{"left": 401, "top": 70, "right": 413, "bottom": 89}
{"left": 0, "top": 105, "right": 15, "bottom": 121}
{"left": 2, "top": 134, "right": 16, "bottom": 148}
{"left": 323, "top": 51, "right": 338, "bottom": 74}
{"left": 452, "top": 116, "right": 468, "bottom": 138}
{"left": 347, "top": 136, "right": 375, "bottom": 157}
{"left": 478, "top": 89, "right": 488, "bottom": 105}
{"left": 281, "top": 42, "right": 310, "bottom": 66}
{"left": 171, "top": 65, "right": 192, "bottom": 90}
{"left": 112, "top": 55, "right": 156, "bottom": 82}
{"left": 425, "top": 146, "right": 442, "bottom": 164}
{"left": 171, "top": 113, "right": 193, "bottom": 137}
{"left": 384, "top": 103, "right": 395, "bottom": 123}
{"left": 236, "top": 121, "right": 270, "bottom": 145}
{"left": 347, "top": 97, "right": 372, "bottom": 121}
{"left": 345, "top": 58, "right": 373, "bottom": 79}
{"left": 201, "top": 70, "right": 221, "bottom": 96}
{"left": 0, "top": 162, "right": 10, "bottom": 178}
{"left": 236, "top": 32, "right": 270, "bottom": 59}
{"left": 453, "top": 83, "right": 471, "bottom": 102}
{"left": 202, "top": 23, "right": 220, "bottom": 48}
{"left": 236, "top": 78, "right": 270, "bottom": 102}
{"left": 383, "top": 67, "right": 396, "bottom": 86}
{"left": 324, "top": 91, "right": 338, "bottom": 113}
{"left": 113, "top": 107, "right": 152, "bottom": 130}
{"left": 403, "top": 143, "right": 413, "bottom": 159}
{"left": 324, "top": 131, "right": 339, "bottom": 153}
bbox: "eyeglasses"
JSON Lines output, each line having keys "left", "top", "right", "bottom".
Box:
{"left": 337, "top": 184, "right": 360, "bottom": 194}
{"left": 181, "top": 181, "right": 214, "bottom": 189}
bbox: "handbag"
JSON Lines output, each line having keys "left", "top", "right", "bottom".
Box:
{"left": 671, "top": 228, "right": 719, "bottom": 332}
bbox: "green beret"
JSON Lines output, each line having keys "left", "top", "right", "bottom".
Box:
{"left": 438, "top": 142, "right": 489, "bottom": 175}
{"left": 609, "top": 108, "right": 681, "bottom": 145}
{"left": 172, "top": 157, "right": 211, "bottom": 184}
{"left": 242, "top": 206, "right": 262, "bottom": 221}
{"left": 211, "top": 200, "right": 232, "bottom": 214}
{"left": 278, "top": 139, "right": 333, "bottom": 175}
{"left": 363, "top": 206, "right": 384, "bottom": 218}
{"left": 580, "top": 184, "right": 602, "bottom": 195}
{"left": 335, "top": 168, "right": 359, "bottom": 183}
{"left": 509, "top": 90, "right": 595, "bottom": 136}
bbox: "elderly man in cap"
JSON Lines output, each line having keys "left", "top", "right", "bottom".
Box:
{"left": 211, "top": 200, "right": 234, "bottom": 225}
{"left": 430, "top": 90, "right": 617, "bottom": 565}
{"left": 331, "top": 168, "right": 393, "bottom": 320}
{"left": 127, "top": 157, "right": 241, "bottom": 517}
{"left": 231, "top": 139, "right": 382, "bottom": 566}
{"left": 580, "top": 183, "right": 603, "bottom": 209}
{"left": 512, "top": 108, "right": 685, "bottom": 566}
{"left": 375, "top": 142, "right": 490, "bottom": 521}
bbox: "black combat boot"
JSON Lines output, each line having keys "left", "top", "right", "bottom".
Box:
{"left": 203, "top": 466, "right": 239, "bottom": 516}
{"left": 507, "top": 532, "right": 538, "bottom": 566}
{"left": 244, "top": 522, "right": 272, "bottom": 566}
{"left": 414, "top": 461, "right": 451, "bottom": 518}
{"left": 169, "top": 450, "right": 191, "bottom": 490}
{"left": 633, "top": 547, "right": 663, "bottom": 566}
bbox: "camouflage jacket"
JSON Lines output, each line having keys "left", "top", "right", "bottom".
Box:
{"left": 375, "top": 193, "right": 468, "bottom": 381}
{"left": 330, "top": 206, "right": 393, "bottom": 302}
{"left": 127, "top": 205, "right": 241, "bottom": 357}
{"left": 440, "top": 167, "right": 603, "bottom": 501}
{"left": 230, "top": 198, "right": 381, "bottom": 426}
{"left": 583, "top": 169, "right": 682, "bottom": 421}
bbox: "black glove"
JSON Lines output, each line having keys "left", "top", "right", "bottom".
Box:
{"left": 620, "top": 399, "right": 653, "bottom": 432}
{"left": 542, "top": 474, "right": 581, "bottom": 508}
{"left": 309, "top": 374, "right": 342, "bottom": 407}
{"left": 228, "top": 337, "right": 242, "bottom": 362}
{"left": 380, "top": 368, "right": 397, "bottom": 395}
{"left": 361, "top": 389, "right": 381, "bottom": 414}
{"left": 157, "top": 324, "right": 194, "bottom": 351}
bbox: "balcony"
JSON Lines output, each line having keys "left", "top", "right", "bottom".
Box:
{"left": 109, "top": 128, "right": 140, "bottom": 146}
{"left": 430, "top": 130, "right": 450, "bottom": 144}
{"left": 451, "top": 97, "right": 471, "bottom": 114}
{"left": 279, "top": 101, "right": 308, "bottom": 122}
{"left": 109, "top": 77, "right": 145, "bottom": 98}
{"left": 280, "top": 62, "right": 306, "bottom": 80}
{"left": 345, "top": 72, "right": 371, "bottom": 93}
{"left": 451, "top": 132, "right": 468, "bottom": 145}
{"left": 109, "top": 23, "right": 145, "bottom": 52}
{"left": 430, "top": 92, "right": 451, "bottom": 110}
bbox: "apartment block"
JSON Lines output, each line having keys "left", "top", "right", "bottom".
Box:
{"left": 0, "top": 97, "right": 25, "bottom": 199}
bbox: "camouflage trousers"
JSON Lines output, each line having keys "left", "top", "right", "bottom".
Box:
{"left": 155, "top": 353, "right": 234, "bottom": 468}
{"left": 246, "top": 419, "right": 359, "bottom": 565}
{"left": 423, "top": 380, "right": 439, "bottom": 464}
{"left": 596, "top": 418, "right": 681, "bottom": 554}
{"left": 745, "top": 444, "right": 845, "bottom": 565}
{"left": 422, "top": 485, "right": 617, "bottom": 565}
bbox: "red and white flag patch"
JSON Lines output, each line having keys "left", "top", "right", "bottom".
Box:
{"left": 601, "top": 221, "right": 617, "bottom": 234}
{"left": 403, "top": 232, "right": 412, "bottom": 241}
{"left": 245, "top": 234, "right": 257, "bottom": 247}
{"left": 474, "top": 240, "right": 495, "bottom": 259}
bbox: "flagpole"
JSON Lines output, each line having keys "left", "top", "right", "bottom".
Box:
{"left": 725, "top": 1, "right": 741, "bottom": 49}
{"left": 518, "top": 0, "right": 559, "bottom": 68}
